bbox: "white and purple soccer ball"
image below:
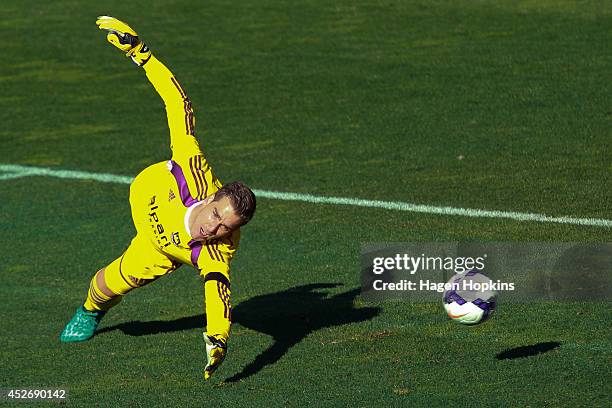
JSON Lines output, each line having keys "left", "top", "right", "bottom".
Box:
{"left": 443, "top": 270, "right": 497, "bottom": 325}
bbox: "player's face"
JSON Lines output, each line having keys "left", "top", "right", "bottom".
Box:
{"left": 192, "top": 195, "right": 242, "bottom": 241}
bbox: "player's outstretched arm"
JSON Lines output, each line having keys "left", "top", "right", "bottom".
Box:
{"left": 201, "top": 269, "right": 232, "bottom": 380}
{"left": 96, "top": 16, "right": 199, "bottom": 158}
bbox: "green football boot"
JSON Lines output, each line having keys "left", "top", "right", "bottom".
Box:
{"left": 59, "top": 306, "right": 106, "bottom": 343}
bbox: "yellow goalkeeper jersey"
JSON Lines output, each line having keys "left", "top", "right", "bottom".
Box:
{"left": 129, "top": 54, "right": 239, "bottom": 280}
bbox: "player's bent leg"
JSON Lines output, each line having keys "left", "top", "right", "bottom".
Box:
{"left": 83, "top": 267, "right": 123, "bottom": 312}
{"left": 60, "top": 235, "right": 178, "bottom": 343}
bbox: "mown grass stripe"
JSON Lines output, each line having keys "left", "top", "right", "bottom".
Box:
{"left": 1, "top": 163, "right": 610, "bottom": 228}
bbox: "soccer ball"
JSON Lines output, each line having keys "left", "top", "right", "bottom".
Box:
{"left": 442, "top": 270, "right": 497, "bottom": 325}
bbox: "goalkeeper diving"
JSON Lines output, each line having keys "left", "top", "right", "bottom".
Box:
{"left": 59, "top": 16, "right": 257, "bottom": 381}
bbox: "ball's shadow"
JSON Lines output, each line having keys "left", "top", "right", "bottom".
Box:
{"left": 97, "top": 283, "right": 380, "bottom": 382}
{"left": 496, "top": 341, "right": 561, "bottom": 360}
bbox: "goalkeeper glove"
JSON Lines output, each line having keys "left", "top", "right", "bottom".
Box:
{"left": 203, "top": 332, "right": 227, "bottom": 380}
{"left": 95, "top": 15, "right": 151, "bottom": 66}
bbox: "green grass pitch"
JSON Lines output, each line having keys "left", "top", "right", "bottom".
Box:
{"left": 0, "top": 0, "right": 610, "bottom": 406}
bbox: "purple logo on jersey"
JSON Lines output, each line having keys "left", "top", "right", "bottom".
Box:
{"left": 171, "top": 232, "right": 181, "bottom": 246}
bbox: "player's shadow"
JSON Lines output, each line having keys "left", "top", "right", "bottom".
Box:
{"left": 96, "top": 283, "right": 380, "bottom": 382}
{"left": 226, "top": 283, "right": 379, "bottom": 382}
{"left": 496, "top": 341, "right": 561, "bottom": 360}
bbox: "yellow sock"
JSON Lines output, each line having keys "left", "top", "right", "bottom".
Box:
{"left": 83, "top": 272, "right": 122, "bottom": 312}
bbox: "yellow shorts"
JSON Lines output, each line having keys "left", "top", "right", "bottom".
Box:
{"left": 103, "top": 234, "right": 179, "bottom": 295}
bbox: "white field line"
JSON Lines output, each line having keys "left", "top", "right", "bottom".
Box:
{"left": 1, "top": 163, "right": 611, "bottom": 228}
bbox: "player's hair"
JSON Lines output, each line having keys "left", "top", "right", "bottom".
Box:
{"left": 214, "top": 181, "right": 256, "bottom": 225}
